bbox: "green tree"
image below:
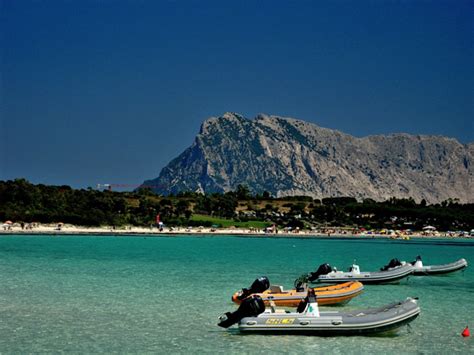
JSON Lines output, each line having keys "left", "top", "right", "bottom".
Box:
{"left": 236, "top": 184, "right": 251, "bottom": 200}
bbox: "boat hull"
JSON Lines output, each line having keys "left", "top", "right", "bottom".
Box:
{"left": 238, "top": 298, "right": 420, "bottom": 336}
{"left": 232, "top": 281, "right": 364, "bottom": 307}
{"left": 314, "top": 264, "right": 414, "bottom": 285}
{"left": 413, "top": 258, "right": 468, "bottom": 276}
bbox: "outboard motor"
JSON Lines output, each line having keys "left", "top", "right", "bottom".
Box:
{"left": 411, "top": 255, "right": 423, "bottom": 268}
{"left": 218, "top": 295, "right": 265, "bottom": 328}
{"left": 308, "top": 263, "right": 332, "bottom": 282}
{"left": 380, "top": 258, "right": 402, "bottom": 271}
{"left": 294, "top": 274, "right": 309, "bottom": 292}
{"left": 235, "top": 276, "right": 270, "bottom": 301}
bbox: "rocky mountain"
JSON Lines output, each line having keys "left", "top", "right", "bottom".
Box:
{"left": 142, "top": 112, "right": 473, "bottom": 203}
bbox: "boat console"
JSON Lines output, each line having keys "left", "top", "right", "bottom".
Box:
{"left": 411, "top": 255, "right": 424, "bottom": 268}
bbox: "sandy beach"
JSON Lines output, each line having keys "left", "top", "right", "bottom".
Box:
{"left": 1, "top": 223, "right": 472, "bottom": 240}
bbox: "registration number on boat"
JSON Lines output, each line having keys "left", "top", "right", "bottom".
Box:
{"left": 265, "top": 318, "right": 295, "bottom": 325}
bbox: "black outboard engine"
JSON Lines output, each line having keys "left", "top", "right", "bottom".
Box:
{"left": 411, "top": 255, "right": 422, "bottom": 265}
{"left": 218, "top": 295, "right": 265, "bottom": 328}
{"left": 294, "top": 274, "right": 309, "bottom": 291}
{"left": 380, "top": 258, "right": 402, "bottom": 271}
{"left": 235, "top": 276, "right": 270, "bottom": 301}
{"left": 308, "top": 263, "right": 332, "bottom": 282}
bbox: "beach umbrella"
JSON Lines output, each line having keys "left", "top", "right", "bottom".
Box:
{"left": 5, "top": 220, "right": 13, "bottom": 224}
{"left": 422, "top": 226, "right": 436, "bottom": 230}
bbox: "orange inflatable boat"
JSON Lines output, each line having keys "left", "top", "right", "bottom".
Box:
{"left": 232, "top": 279, "right": 364, "bottom": 307}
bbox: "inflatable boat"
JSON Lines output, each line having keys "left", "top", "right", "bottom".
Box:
{"left": 219, "top": 291, "right": 420, "bottom": 335}
{"left": 306, "top": 259, "right": 414, "bottom": 284}
{"left": 232, "top": 277, "right": 364, "bottom": 307}
{"left": 411, "top": 256, "right": 468, "bottom": 275}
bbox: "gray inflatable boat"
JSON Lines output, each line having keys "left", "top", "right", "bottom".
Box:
{"left": 306, "top": 259, "right": 414, "bottom": 285}
{"left": 411, "top": 256, "right": 468, "bottom": 275}
{"left": 218, "top": 294, "right": 420, "bottom": 336}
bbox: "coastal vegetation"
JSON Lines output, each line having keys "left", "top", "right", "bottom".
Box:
{"left": 1, "top": 179, "right": 473, "bottom": 231}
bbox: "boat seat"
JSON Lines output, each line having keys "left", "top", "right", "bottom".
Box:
{"left": 269, "top": 285, "right": 284, "bottom": 293}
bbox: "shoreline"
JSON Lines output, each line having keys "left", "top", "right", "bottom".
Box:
{"left": 1, "top": 225, "right": 472, "bottom": 241}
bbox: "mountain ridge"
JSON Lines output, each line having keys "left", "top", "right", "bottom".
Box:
{"left": 143, "top": 112, "right": 473, "bottom": 203}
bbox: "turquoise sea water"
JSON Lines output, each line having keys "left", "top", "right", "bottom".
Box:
{"left": 0, "top": 235, "right": 472, "bottom": 354}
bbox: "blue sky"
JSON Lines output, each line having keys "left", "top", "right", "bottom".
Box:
{"left": 1, "top": 0, "right": 473, "bottom": 189}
